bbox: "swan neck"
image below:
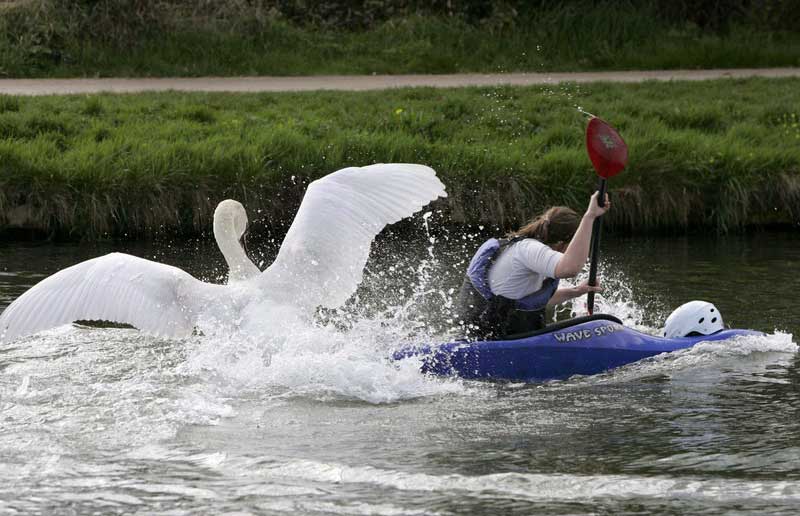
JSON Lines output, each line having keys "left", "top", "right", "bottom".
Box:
{"left": 214, "top": 217, "right": 257, "bottom": 282}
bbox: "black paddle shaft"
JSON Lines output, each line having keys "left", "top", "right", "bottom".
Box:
{"left": 586, "top": 179, "right": 607, "bottom": 315}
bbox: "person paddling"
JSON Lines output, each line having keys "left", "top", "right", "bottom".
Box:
{"left": 457, "top": 192, "right": 610, "bottom": 340}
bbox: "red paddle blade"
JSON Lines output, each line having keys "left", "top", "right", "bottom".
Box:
{"left": 586, "top": 117, "right": 628, "bottom": 179}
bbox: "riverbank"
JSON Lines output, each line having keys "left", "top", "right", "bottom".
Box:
{"left": 1, "top": 77, "right": 799, "bottom": 240}
{"left": 1, "top": 1, "right": 798, "bottom": 78}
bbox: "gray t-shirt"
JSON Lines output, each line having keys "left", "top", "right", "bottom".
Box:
{"left": 487, "top": 239, "right": 563, "bottom": 300}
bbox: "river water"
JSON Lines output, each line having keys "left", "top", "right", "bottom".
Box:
{"left": 0, "top": 226, "right": 798, "bottom": 515}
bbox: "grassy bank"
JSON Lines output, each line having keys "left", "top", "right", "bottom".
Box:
{"left": 1, "top": 1, "right": 799, "bottom": 78}
{"left": 1, "top": 77, "right": 799, "bottom": 240}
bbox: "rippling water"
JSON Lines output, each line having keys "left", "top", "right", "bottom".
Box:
{"left": 1, "top": 228, "right": 798, "bottom": 515}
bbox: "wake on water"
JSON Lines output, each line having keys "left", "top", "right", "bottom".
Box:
{"left": 0, "top": 223, "right": 796, "bottom": 459}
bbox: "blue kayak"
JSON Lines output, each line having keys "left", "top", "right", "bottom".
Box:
{"left": 394, "top": 314, "right": 762, "bottom": 382}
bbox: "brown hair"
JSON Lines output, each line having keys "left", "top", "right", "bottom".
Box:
{"left": 507, "top": 206, "right": 580, "bottom": 246}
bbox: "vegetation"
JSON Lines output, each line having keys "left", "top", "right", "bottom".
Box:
{"left": 0, "top": 0, "right": 798, "bottom": 78}
{"left": 1, "top": 77, "right": 798, "bottom": 239}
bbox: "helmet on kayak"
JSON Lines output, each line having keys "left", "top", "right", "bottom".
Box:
{"left": 664, "top": 300, "right": 724, "bottom": 338}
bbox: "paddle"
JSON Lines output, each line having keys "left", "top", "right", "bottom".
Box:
{"left": 585, "top": 116, "right": 628, "bottom": 314}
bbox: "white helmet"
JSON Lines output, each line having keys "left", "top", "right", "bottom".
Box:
{"left": 664, "top": 301, "right": 724, "bottom": 338}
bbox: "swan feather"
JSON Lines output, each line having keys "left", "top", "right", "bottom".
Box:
{"left": 262, "top": 163, "right": 446, "bottom": 309}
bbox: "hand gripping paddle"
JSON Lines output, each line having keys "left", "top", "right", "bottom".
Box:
{"left": 585, "top": 117, "right": 628, "bottom": 314}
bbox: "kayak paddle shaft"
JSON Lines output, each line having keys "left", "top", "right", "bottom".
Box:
{"left": 586, "top": 178, "right": 607, "bottom": 315}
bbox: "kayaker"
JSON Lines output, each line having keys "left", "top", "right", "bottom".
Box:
{"left": 457, "top": 192, "right": 610, "bottom": 340}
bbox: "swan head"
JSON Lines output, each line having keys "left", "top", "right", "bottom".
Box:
{"left": 214, "top": 199, "right": 249, "bottom": 242}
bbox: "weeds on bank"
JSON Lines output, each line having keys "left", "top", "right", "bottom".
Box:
{"left": 0, "top": 78, "right": 799, "bottom": 239}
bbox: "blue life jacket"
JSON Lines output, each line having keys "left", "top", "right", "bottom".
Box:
{"left": 458, "top": 237, "right": 559, "bottom": 340}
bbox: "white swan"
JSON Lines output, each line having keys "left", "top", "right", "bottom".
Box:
{"left": 0, "top": 164, "right": 446, "bottom": 342}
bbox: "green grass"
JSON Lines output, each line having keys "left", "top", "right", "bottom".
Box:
{"left": 0, "top": 77, "right": 799, "bottom": 239}
{"left": 1, "top": 6, "right": 799, "bottom": 78}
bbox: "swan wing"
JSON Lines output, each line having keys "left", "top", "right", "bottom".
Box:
{"left": 263, "top": 163, "right": 446, "bottom": 309}
{"left": 0, "top": 252, "right": 221, "bottom": 342}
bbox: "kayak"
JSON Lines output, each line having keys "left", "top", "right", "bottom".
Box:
{"left": 394, "top": 314, "right": 762, "bottom": 382}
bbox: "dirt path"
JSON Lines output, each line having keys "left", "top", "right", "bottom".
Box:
{"left": 1, "top": 68, "right": 798, "bottom": 95}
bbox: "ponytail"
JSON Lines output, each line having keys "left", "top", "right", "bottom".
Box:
{"left": 508, "top": 206, "right": 579, "bottom": 245}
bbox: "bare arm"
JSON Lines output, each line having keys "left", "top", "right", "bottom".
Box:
{"left": 553, "top": 192, "right": 610, "bottom": 278}
{"left": 547, "top": 280, "right": 602, "bottom": 306}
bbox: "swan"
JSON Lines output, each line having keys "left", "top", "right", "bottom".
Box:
{"left": 0, "top": 163, "right": 446, "bottom": 343}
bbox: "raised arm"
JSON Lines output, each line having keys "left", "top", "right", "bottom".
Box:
{"left": 554, "top": 192, "right": 610, "bottom": 278}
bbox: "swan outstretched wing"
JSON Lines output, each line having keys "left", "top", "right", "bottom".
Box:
{"left": 0, "top": 253, "right": 221, "bottom": 342}
{"left": 262, "top": 163, "right": 446, "bottom": 309}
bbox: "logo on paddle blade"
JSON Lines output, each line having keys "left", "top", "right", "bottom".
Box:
{"left": 599, "top": 135, "right": 616, "bottom": 149}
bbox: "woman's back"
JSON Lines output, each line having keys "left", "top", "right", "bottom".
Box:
{"left": 488, "top": 239, "right": 563, "bottom": 299}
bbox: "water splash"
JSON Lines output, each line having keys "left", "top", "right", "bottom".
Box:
{"left": 179, "top": 316, "right": 464, "bottom": 405}
{"left": 557, "top": 264, "right": 667, "bottom": 333}
{"left": 177, "top": 217, "right": 467, "bottom": 405}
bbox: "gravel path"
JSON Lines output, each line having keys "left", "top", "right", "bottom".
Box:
{"left": 1, "top": 68, "right": 798, "bottom": 95}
